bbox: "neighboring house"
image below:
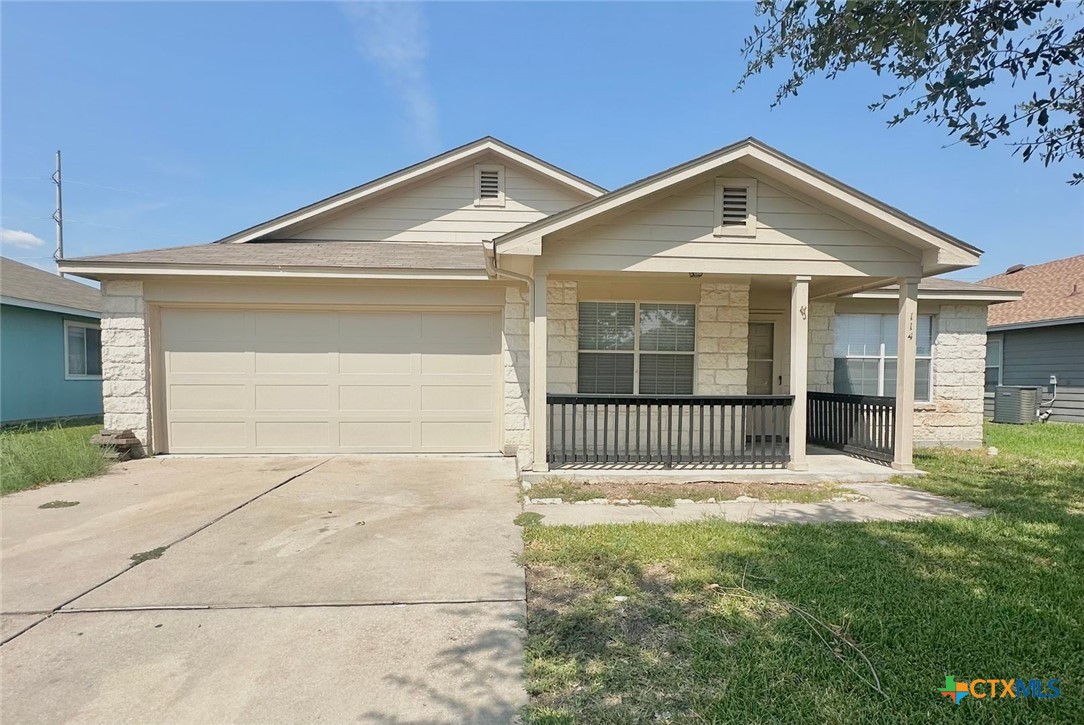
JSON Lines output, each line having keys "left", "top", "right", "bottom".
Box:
{"left": 1, "top": 257, "right": 103, "bottom": 424}
{"left": 978, "top": 255, "right": 1084, "bottom": 424}
{"left": 58, "top": 137, "right": 1019, "bottom": 471}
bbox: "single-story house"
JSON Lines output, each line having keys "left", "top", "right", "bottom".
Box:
{"left": 58, "top": 137, "right": 1021, "bottom": 471}
{"left": 1, "top": 257, "right": 103, "bottom": 424}
{"left": 979, "top": 254, "right": 1084, "bottom": 423}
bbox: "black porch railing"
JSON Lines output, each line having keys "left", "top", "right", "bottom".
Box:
{"left": 547, "top": 394, "right": 793, "bottom": 468}
{"left": 807, "top": 391, "right": 896, "bottom": 463}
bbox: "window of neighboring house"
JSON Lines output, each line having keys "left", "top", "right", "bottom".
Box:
{"left": 65, "top": 320, "right": 102, "bottom": 379}
{"left": 578, "top": 302, "right": 696, "bottom": 395}
{"left": 474, "top": 164, "right": 505, "bottom": 207}
{"left": 985, "top": 335, "right": 1003, "bottom": 393}
{"left": 713, "top": 178, "right": 757, "bottom": 237}
{"left": 833, "top": 313, "right": 934, "bottom": 401}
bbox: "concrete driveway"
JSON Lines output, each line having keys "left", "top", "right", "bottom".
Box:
{"left": 0, "top": 456, "right": 526, "bottom": 724}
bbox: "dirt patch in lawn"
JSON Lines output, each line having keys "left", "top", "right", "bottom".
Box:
{"left": 525, "top": 478, "right": 865, "bottom": 507}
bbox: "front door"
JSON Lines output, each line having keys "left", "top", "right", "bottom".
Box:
{"left": 747, "top": 322, "right": 774, "bottom": 394}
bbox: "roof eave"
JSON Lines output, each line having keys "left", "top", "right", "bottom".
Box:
{"left": 988, "top": 315, "right": 1084, "bottom": 332}
{"left": 57, "top": 260, "right": 490, "bottom": 282}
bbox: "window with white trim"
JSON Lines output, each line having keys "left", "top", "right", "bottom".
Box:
{"left": 65, "top": 320, "right": 102, "bottom": 379}
{"left": 474, "top": 164, "right": 505, "bottom": 207}
{"left": 713, "top": 177, "right": 757, "bottom": 237}
{"left": 833, "top": 313, "right": 933, "bottom": 401}
{"left": 577, "top": 302, "right": 696, "bottom": 394}
{"left": 985, "top": 335, "right": 1003, "bottom": 393}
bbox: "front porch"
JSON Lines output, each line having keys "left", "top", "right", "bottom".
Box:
{"left": 520, "top": 274, "right": 922, "bottom": 473}
{"left": 543, "top": 391, "right": 900, "bottom": 472}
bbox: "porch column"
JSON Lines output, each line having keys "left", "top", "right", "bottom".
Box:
{"left": 892, "top": 277, "right": 919, "bottom": 471}
{"left": 788, "top": 275, "right": 810, "bottom": 471}
{"left": 531, "top": 274, "right": 549, "bottom": 471}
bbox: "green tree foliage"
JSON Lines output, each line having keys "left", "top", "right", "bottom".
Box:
{"left": 739, "top": 1, "right": 1084, "bottom": 182}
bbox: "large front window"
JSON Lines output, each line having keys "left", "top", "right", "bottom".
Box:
{"left": 577, "top": 302, "right": 695, "bottom": 394}
{"left": 833, "top": 313, "right": 933, "bottom": 400}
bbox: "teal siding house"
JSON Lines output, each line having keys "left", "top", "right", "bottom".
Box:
{"left": 1, "top": 257, "right": 103, "bottom": 424}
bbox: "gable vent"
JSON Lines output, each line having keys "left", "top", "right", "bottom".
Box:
{"left": 479, "top": 169, "right": 501, "bottom": 199}
{"left": 720, "top": 186, "right": 749, "bottom": 226}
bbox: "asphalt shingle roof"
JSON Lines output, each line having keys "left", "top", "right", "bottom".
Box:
{"left": 64, "top": 241, "right": 487, "bottom": 272}
{"left": 0, "top": 257, "right": 101, "bottom": 312}
{"left": 979, "top": 255, "right": 1084, "bottom": 327}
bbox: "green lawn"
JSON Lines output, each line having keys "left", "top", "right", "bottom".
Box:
{"left": 0, "top": 423, "right": 111, "bottom": 495}
{"left": 522, "top": 422, "right": 1084, "bottom": 724}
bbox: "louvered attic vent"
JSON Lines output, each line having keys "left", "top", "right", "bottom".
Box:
{"left": 479, "top": 169, "right": 501, "bottom": 199}
{"left": 720, "top": 186, "right": 749, "bottom": 226}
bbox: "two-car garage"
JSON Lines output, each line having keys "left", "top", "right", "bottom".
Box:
{"left": 157, "top": 307, "right": 502, "bottom": 454}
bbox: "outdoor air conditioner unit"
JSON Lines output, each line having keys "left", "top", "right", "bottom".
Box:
{"left": 993, "top": 386, "right": 1040, "bottom": 425}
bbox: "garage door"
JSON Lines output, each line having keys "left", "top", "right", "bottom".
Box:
{"left": 159, "top": 308, "right": 501, "bottom": 453}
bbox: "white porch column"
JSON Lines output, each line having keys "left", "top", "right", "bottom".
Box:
{"left": 788, "top": 276, "right": 810, "bottom": 471}
{"left": 531, "top": 274, "right": 549, "bottom": 471}
{"left": 893, "top": 277, "right": 919, "bottom": 471}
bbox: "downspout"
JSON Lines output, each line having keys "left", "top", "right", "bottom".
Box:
{"left": 484, "top": 240, "right": 537, "bottom": 463}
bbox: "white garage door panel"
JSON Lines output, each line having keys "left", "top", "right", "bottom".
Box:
{"left": 161, "top": 308, "right": 500, "bottom": 454}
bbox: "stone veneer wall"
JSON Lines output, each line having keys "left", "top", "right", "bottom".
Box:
{"left": 807, "top": 301, "right": 836, "bottom": 393}
{"left": 696, "top": 281, "right": 750, "bottom": 394}
{"left": 502, "top": 285, "right": 531, "bottom": 467}
{"left": 100, "top": 280, "right": 150, "bottom": 451}
{"left": 547, "top": 280, "right": 578, "bottom": 394}
{"left": 914, "top": 304, "right": 987, "bottom": 448}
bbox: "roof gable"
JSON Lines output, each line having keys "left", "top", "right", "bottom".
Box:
{"left": 218, "top": 137, "right": 605, "bottom": 245}
{"left": 495, "top": 138, "right": 981, "bottom": 275}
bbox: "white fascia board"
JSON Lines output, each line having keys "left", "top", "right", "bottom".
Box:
{"left": 849, "top": 289, "right": 1023, "bottom": 303}
{"left": 0, "top": 295, "right": 101, "bottom": 319}
{"left": 988, "top": 316, "right": 1084, "bottom": 332}
{"left": 56, "top": 263, "right": 490, "bottom": 282}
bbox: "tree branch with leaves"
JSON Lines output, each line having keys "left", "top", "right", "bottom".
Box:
{"left": 739, "top": 1, "right": 1084, "bottom": 182}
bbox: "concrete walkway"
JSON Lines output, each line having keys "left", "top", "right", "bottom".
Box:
{"left": 525, "top": 482, "right": 985, "bottom": 526}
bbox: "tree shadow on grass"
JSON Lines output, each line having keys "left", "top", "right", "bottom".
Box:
{"left": 521, "top": 452, "right": 1084, "bottom": 724}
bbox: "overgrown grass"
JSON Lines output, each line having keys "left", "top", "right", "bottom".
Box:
{"left": 523, "top": 422, "right": 1084, "bottom": 723}
{"left": 526, "top": 477, "right": 857, "bottom": 507}
{"left": 0, "top": 424, "right": 110, "bottom": 495}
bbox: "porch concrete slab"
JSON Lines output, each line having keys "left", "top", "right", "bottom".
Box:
{"left": 0, "top": 602, "right": 527, "bottom": 725}
{"left": 0, "top": 457, "right": 326, "bottom": 614}
{"left": 524, "top": 448, "right": 918, "bottom": 486}
{"left": 0, "top": 613, "right": 47, "bottom": 644}
{"left": 68, "top": 456, "right": 523, "bottom": 609}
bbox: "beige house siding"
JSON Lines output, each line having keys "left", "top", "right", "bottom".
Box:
{"left": 915, "top": 304, "right": 987, "bottom": 448}
{"left": 100, "top": 280, "right": 150, "bottom": 449}
{"left": 280, "top": 163, "right": 589, "bottom": 244}
{"left": 697, "top": 281, "right": 750, "bottom": 394}
{"left": 540, "top": 170, "right": 923, "bottom": 278}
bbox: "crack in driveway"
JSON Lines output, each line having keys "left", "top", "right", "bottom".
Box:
{"left": 1, "top": 458, "right": 330, "bottom": 645}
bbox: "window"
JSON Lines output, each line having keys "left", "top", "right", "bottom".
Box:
{"left": 713, "top": 177, "right": 757, "bottom": 237}
{"left": 474, "top": 164, "right": 505, "bottom": 207}
{"left": 65, "top": 321, "right": 102, "bottom": 379}
{"left": 833, "top": 313, "right": 933, "bottom": 401}
{"left": 985, "top": 335, "right": 1003, "bottom": 393}
{"left": 578, "top": 302, "right": 695, "bottom": 395}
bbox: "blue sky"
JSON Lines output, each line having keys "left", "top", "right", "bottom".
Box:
{"left": 3, "top": 1, "right": 1081, "bottom": 281}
